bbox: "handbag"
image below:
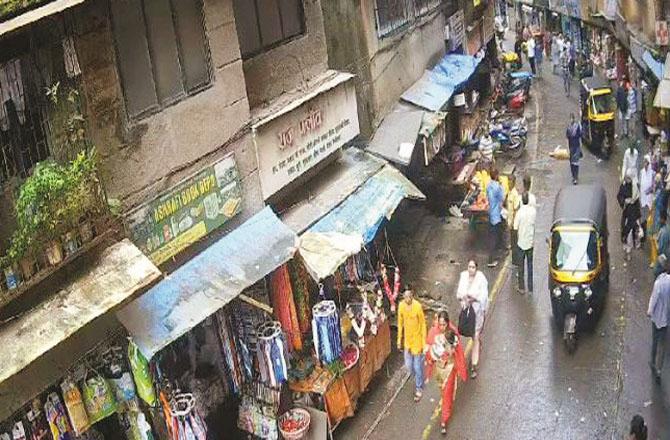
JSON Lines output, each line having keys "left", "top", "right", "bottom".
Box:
{"left": 458, "top": 304, "right": 476, "bottom": 338}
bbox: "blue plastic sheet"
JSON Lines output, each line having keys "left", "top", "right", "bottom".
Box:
{"left": 117, "top": 207, "right": 298, "bottom": 359}
{"left": 401, "top": 54, "right": 482, "bottom": 111}
{"left": 643, "top": 50, "right": 664, "bottom": 82}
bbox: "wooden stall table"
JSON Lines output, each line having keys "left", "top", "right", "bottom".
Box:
{"left": 289, "top": 366, "right": 354, "bottom": 428}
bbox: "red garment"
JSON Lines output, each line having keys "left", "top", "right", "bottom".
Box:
{"left": 425, "top": 322, "right": 467, "bottom": 424}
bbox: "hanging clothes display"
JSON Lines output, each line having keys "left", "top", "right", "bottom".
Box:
{"left": 270, "top": 265, "right": 302, "bottom": 351}
{"left": 256, "top": 322, "right": 290, "bottom": 387}
{"left": 312, "top": 301, "right": 343, "bottom": 365}
{"left": 215, "top": 309, "right": 245, "bottom": 395}
{"left": 160, "top": 394, "right": 207, "bottom": 440}
{"left": 287, "top": 260, "right": 312, "bottom": 334}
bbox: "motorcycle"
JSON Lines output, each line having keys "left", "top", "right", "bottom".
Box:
{"left": 489, "top": 114, "right": 528, "bottom": 138}
{"left": 489, "top": 123, "right": 526, "bottom": 158}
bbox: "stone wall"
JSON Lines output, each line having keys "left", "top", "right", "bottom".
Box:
{"left": 74, "top": 0, "right": 263, "bottom": 220}
{"left": 242, "top": 0, "right": 329, "bottom": 110}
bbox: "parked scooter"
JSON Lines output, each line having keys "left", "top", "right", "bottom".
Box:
{"left": 489, "top": 123, "right": 526, "bottom": 158}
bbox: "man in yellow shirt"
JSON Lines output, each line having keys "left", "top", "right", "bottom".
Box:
{"left": 397, "top": 287, "right": 427, "bottom": 401}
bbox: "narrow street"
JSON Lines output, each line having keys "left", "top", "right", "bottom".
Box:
{"left": 338, "top": 41, "right": 670, "bottom": 440}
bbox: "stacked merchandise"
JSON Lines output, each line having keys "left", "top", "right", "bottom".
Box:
{"left": 237, "top": 382, "right": 281, "bottom": 440}
{"left": 0, "top": 339, "right": 156, "bottom": 440}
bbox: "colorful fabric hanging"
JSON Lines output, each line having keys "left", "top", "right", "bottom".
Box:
{"left": 215, "top": 310, "right": 244, "bottom": 394}
{"left": 312, "top": 300, "right": 343, "bottom": 365}
{"left": 288, "top": 260, "right": 312, "bottom": 334}
{"left": 256, "top": 321, "right": 290, "bottom": 387}
{"left": 270, "top": 265, "right": 302, "bottom": 351}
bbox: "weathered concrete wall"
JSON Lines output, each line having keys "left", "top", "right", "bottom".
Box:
{"left": 242, "top": 0, "right": 329, "bottom": 109}
{"left": 75, "top": 0, "right": 262, "bottom": 219}
{"left": 620, "top": 0, "right": 657, "bottom": 42}
{"left": 321, "top": 1, "right": 445, "bottom": 138}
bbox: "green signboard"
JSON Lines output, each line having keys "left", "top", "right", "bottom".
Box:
{"left": 127, "top": 155, "right": 242, "bottom": 265}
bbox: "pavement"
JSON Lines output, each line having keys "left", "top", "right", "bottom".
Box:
{"left": 335, "top": 30, "right": 670, "bottom": 440}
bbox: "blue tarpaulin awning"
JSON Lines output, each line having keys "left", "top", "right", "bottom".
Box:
{"left": 643, "top": 50, "right": 664, "bottom": 82}
{"left": 117, "top": 207, "right": 298, "bottom": 359}
{"left": 401, "top": 54, "right": 482, "bottom": 111}
{"left": 299, "top": 165, "right": 424, "bottom": 280}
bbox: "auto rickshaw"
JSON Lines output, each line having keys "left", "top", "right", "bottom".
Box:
{"left": 548, "top": 185, "right": 609, "bottom": 353}
{"left": 580, "top": 77, "right": 616, "bottom": 158}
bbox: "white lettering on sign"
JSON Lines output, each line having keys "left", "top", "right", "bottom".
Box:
{"left": 254, "top": 78, "right": 360, "bottom": 200}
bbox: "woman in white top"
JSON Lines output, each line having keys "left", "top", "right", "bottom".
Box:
{"left": 456, "top": 259, "right": 489, "bottom": 378}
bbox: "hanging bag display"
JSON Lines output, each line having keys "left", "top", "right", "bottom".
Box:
{"left": 81, "top": 370, "right": 118, "bottom": 424}
{"left": 61, "top": 378, "right": 90, "bottom": 435}
{"left": 458, "top": 304, "right": 476, "bottom": 338}
{"left": 43, "top": 392, "right": 73, "bottom": 440}
{"left": 128, "top": 341, "right": 157, "bottom": 407}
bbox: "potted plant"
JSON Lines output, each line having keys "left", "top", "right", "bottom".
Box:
{"left": 64, "top": 148, "right": 102, "bottom": 245}
{"left": 13, "top": 161, "right": 71, "bottom": 266}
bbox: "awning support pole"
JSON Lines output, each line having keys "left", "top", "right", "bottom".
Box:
{"left": 238, "top": 293, "right": 273, "bottom": 315}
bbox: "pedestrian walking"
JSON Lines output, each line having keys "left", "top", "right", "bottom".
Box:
{"left": 506, "top": 174, "right": 521, "bottom": 263}
{"left": 456, "top": 260, "right": 489, "bottom": 379}
{"left": 522, "top": 173, "right": 537, "bottom": 207}
{"left": 397, "top": 287, "right": 427, "bottom": 401}
{"left": 566, "top": 114, "right": 582, "bottom": 184}
{"left": 628, "top": 415, "right": 648, "bottom": 440}
{"left": 534, "top": 37, "right": 543, "bottom": 76}
{"left": 551, "top": 34, "right": 560, "bottom": 74}
{"left": 486, "top": 169, "right": 505, "bottom": 267}
{"left": 618, "top": 169, "right": 641, "bottom": 261}
{"left": 654, "top": 211, "right": 670, "bottom": 277}
{"left": 621, "top": 141, "right": 639, "bottom": 182}
{"left": 640, "top": 155, "right": 654, "bottom": 242}
{"left": 526, "top": 36, "right": 536, "bottom": 75}
{"left": 617, "top": 80, "right": 629, "bottom": 137}
{"left": 514, "top": 35, "right": 524, "bottom": 63}
{"left": 649, "top": 173, "right": 663, "bottom": 267}
{"left": 567, "top": 40, "right": 576, "bottom": 77}
{"left": 425, "top": 311, "right": 467, "bottom": 435}
{"left": 627, "top": 82, "right": 638, "bottom": 136}
{"left": 514, "top": 192, "right": 536, "bottom": 294}
{"left": 561, "top": 51, "right": 571, "bottom": 96}
{"left": 647, "top": 262, "right": 670, "bottom": 383}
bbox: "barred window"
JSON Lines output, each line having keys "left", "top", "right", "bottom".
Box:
{"left": 375, "top": 0, "right": 412, "bottom": 37}
{"left": 233, "top": 0, "right": 305, "bottom": 59}
{"left": 375, "top": 0, "right": 442, "bottom": 38}
{"left": 0, "top": 23, "right": 83, "bottom": 186}
{"left": 414, "top": 0, "right": 441, "bottom": 15}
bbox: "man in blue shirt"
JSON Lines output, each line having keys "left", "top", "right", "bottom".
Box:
{"left": 487, "top": 168, "right": 505, "bottom": 267}
{"left": 648, "top": 261, "right": 670, "bottom": 383}
{"left": 655, "top": 212, "right": 670, "bottom": 278}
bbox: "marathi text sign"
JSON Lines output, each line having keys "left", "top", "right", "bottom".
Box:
{"left": 126, "top": 155, "right": 242, "bottom": 265}
{"left": 254, "top": 78, "right": 360, "bottom": 200}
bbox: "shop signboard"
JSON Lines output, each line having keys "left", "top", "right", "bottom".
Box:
{"left": 126, "top": 155, "right": 243, "bottom": 265}
{"left": 656, "top": 21, "right": 669, "bottom": 46}
{"left": 254, "top": 78, "right": 360, "bottom": 200}
{"left": 449, "top": 10, "right": 465, "bottom": 51}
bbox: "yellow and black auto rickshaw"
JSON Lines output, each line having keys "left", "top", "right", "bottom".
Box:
{"left": 580, "top": 77, "right": 616, "bottom": 159}
{"left": 549, "top": 185, "right": 609, "bottom": 353}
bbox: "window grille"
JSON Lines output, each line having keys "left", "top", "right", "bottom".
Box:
{"left": 375, "top": 0, "right": 413, "bottom": 38}
{"left": 0, "top": 20, "right": 84, "bottom": 186}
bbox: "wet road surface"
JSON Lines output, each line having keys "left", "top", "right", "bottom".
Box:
{"left": 342, "top": 41, "right": 670, "bottom": 440}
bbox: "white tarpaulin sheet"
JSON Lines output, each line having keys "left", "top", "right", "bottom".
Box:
{"left": 0, "top": 239, "right": 160, "bottom": 386}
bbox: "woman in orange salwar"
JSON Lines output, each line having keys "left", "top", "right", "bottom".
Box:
{"left": 425, "top": 311, "right": 467, "bottom": 435}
